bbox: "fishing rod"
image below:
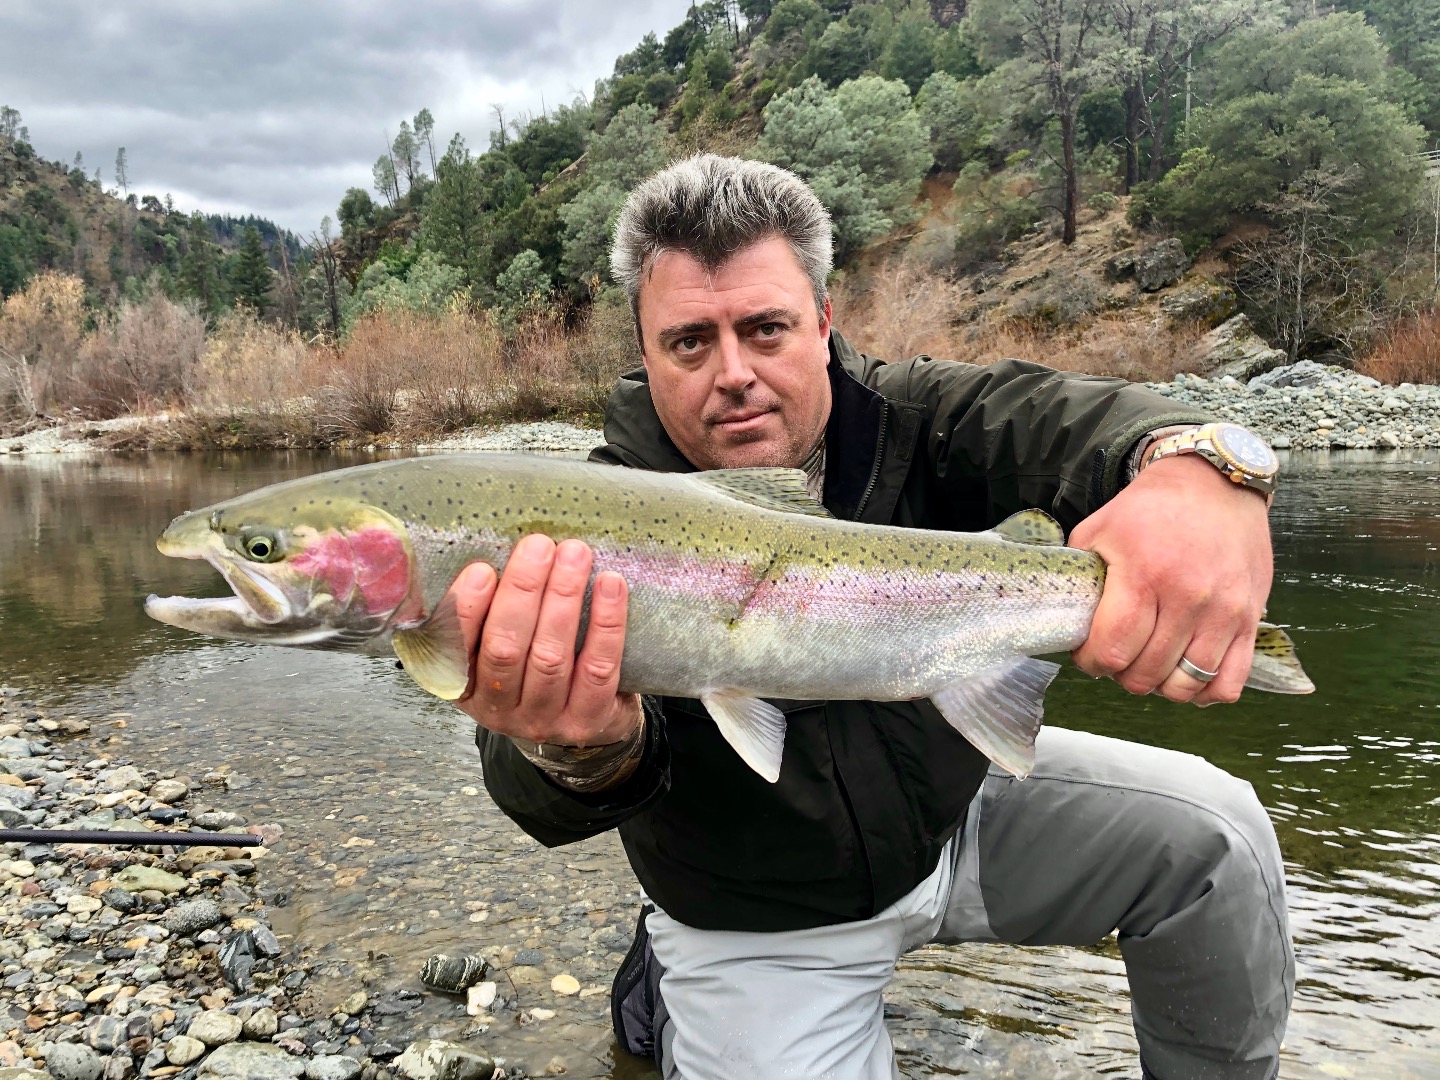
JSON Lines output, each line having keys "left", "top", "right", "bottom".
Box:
{"left": 0, "top": 829, "right": 261, "bottom": 847}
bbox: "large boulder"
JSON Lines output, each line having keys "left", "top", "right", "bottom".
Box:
{"left": 1134, "top": 238, "right": 1190, "bottom": 292}
{"left": 1159, "top": 282, "right": 1237, "bottom": 328}
{"left": 1196, "top": 315, "right": 1288, "bottom": 381}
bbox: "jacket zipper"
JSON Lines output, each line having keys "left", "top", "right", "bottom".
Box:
{"left": 854, "top": 405, "right": 888, "bottom": 520}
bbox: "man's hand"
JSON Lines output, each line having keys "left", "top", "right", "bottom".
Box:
{"left": 1069, "top": 455, "right": 1273, "bottom": 706}
{"left": 445, "top": 534, "right": 642, "bottom": 745}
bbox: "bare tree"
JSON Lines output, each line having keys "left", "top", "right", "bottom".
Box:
{"left": 309, "top": 218, "right": 344, "bottom": 340}
{"left": 971, "top": 0, "right": 1130, "bottom": 244}
{"left": 1232, "top": 168, "right": 1373, "bottom": 359}
{"left": 114, "top": 147, "right": 129, "bottom": 197}
{"left": 414, "top": 108, "right": 437, "bottom": 175}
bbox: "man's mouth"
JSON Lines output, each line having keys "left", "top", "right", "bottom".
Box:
{"left": 713, "top": 409, "right": 774, "bottom": 432}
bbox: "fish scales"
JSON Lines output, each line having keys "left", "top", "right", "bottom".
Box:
{"left": 345, "top": 457, "right": 1101, "bottom": 701}
{"left": 145, "top": 453, "right": 1313, "bottom": 782}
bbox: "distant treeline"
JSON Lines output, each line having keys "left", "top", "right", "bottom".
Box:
{"left": 3, "top": 0, "right": 1439, "bottom": 366}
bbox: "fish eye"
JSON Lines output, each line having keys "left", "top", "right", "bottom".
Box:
{"left": 242, "top": 532, "right": 282, "bottom": 562}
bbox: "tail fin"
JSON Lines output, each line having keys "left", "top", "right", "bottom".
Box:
{"left": 1244, "top": 622, "right": 1314, "bottom": 695}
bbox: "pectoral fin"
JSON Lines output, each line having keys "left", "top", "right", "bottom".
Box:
{"left": 1244, "top": 622, "right": 1314, "bottom": 695}
{"left": 930, "top": 657, "right": 1062, "bottom": 779}
{"left": 392, "top": 593, "right": 470, "bottom": 700}
{"left": 701, "top": 692, "right": 788, "bottom": 783}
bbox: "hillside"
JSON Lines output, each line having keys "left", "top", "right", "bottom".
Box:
{"left": 0, "top": 123, "right": 298, "bottom": 310}
{"left": 309, "top": 0, "right": 1437, "bottom": 368}
{"left": 2, "top": 0, "right": 1438, "bottom": 440}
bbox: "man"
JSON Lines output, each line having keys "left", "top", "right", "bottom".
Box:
{"left": 443, "top": 155, "right": 1292, "bottom": 1079}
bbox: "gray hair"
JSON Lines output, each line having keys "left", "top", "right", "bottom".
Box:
{"left": 609, "top": 154, "right": 834, "bottom": 327}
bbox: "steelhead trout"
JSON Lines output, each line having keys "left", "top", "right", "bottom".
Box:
{"left": 145, "top": 454, "right": 1313, "bottom": 781}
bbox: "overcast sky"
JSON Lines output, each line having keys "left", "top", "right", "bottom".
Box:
{"left": 0, "top": 0, "right": 697, "bottom": 235}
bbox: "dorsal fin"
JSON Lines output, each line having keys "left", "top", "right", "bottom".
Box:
{"left": 692, "top": 469, "right": 832, "bottom": 518}
{"left": 991, "top": 509, "right": 1066, "bottom": 546}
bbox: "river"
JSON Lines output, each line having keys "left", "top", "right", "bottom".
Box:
{"left": 0, "top": 449, "right": 1436, "bottom": 1078}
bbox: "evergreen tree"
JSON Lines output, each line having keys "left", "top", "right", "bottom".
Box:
{"left": 413, "top": 108, "right": 438, "bottom": 174}
{"left": 494, "top": 249, "right": 552, "bottom": 336}
{"left": 178, "top": 214, "right": 223, "bottom": 318}
{"left": 114, "top": 147, "right": 129, "bottom": 197}
{"left": 373, "top": 154, "right": 399, "bottom": 205}
{"left": 231, "top": 226, "right": 273, "bottom": 315}
{"left": 420, "top": 135, "right": 491, "bottom": 292}
{"left": 880, "top": 17, "right": 937, "bottom": 93}
{"left": 1139, "top": 14, "right": 1426, "bottom": 247}
{"left": 392, "top": 121, "right": 422, "bottom": 190}
{"left": 757, "top": 77, "right": 888, "bottom": 260}
{"left": 588, "top": 103, "right": 670, "bottom": 189}
{"left": 807, "top": 21, "right": 870, "bottom": 87}
{"left": 917, "top": 71, "right": 998, "bottom": 170}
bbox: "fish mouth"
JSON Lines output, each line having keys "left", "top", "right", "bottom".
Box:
{"left": 145, "top": 554, "right": 298, "bottom": 637}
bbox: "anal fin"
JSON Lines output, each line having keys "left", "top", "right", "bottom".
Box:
{"left": 701, "top": 692, "right": 788, "bottom": 783}
{"left": 930, "top": 657, "right": 1062, "bottom": 779}
{"left": 392, "top": 592, "right": 470, "bottom": 700}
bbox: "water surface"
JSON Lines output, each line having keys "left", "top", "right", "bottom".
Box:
{"left": 1, "top": 449, "right": 1436, "bottom": 1078}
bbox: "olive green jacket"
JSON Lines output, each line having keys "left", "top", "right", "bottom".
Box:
{"left": 476, "top": 331, "right": 1211, "bottom": 932}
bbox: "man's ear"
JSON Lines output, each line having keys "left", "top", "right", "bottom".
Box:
{"left": 819, "top": 294, "right": 833, "bottom": 342}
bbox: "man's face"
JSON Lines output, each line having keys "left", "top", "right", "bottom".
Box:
{"left": 637, "top": 236, "right": 832, "bottom": 472}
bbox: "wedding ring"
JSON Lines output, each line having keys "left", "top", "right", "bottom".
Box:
{"left": 1177, "top": 656, "right": 1219, "bottom": 683}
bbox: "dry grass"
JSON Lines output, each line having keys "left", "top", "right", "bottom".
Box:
{"left": 70, "top": 294, "right": 207, "bottom": 418}
{"left": 1357, "top": 309, "right": 1440, "bottom": 385}
{"left": 832, "top": 260, "right": 1201, "bottom": 381}
{"left": 197, "top": 309, "right": 314, "bottom": 415}
{"left": 0, "top": 271, "right": 87, "bottom": 419}
{"left": 945, "top": 318, "right": 1206, "bottom": 381}
{"left": 832, "top": 260, "right": 968, "bottom": 360}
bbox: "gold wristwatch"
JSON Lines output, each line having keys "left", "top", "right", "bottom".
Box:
{"left": 1143, "top": 422, "right": 1279, "bottom": 503}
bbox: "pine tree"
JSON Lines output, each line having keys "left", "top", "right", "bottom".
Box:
{"left": 179, "top": 214, "right": 223, "bottom": 318}
{"left": 231, "top": 226, "right": 273, "bottom": 316}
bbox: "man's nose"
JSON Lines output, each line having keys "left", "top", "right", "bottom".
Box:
{"left": 714, "top": 334, "right": 756, "bottom": 393}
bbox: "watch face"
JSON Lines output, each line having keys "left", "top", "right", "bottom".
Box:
{"left": 1212, "top": 424, "right": 1278, "bottom": 477}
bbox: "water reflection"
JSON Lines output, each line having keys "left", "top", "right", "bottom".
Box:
{"left": 1, "top": 450, "right": 1437, "bottom": 1078}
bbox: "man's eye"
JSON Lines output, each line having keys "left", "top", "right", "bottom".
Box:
{"left": 677, "top": 337, "right": 702, "bottom": 352}
{"left": 756, "top": 323, "right": 782, "bottom": 337}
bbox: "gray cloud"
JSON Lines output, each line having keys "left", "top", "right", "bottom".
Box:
{"left": 0, "top": 0, "right": 696, "bottom": 233}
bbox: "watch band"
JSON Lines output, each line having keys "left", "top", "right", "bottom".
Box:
{"left": 1143, "top": 422, "right": 1278, "bottom": 503}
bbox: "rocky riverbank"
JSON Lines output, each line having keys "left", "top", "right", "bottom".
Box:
{"left": 0, "top": 688, "right": 578, "bottom": 1080}
{"left": 5, "top": 364, "right": 1440, "bottom": 461}
{"left": 1146, "top": 360, "right": 1440, "bottom": 451}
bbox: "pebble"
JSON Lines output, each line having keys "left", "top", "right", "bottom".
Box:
{"left": 163, "top": 1037, "right": 205, "bottom": 1067}
{"left": 44, "top": 1043, "right": 104, "bottom": 1080}
{"left": 465, "top": 983, "right": 496, "bottom": 1016}
{"left": 305, "top": 1058, "right": 361, "bottom": 1080}
{"left": 186, "top": 1010, "right": 243, "bottom": 1047}
{"left": 198, "top": 1043, "right": 305, "bottom": 1080}
{"left": 165, "top": 899, "right": 224, "bottom": 936}
{"left": 110, "top": 866, "right": 186, "bottom": 894}
{"left": 147, "top": 779, "right": 188, "bottom": 804}
{"left": 242, "top": 1007, "right": 278, "bottom": 1039}
{"left": 549, "top": 974, "right": 579, "bottom": 996}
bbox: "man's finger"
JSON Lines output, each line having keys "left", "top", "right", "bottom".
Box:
{"left": 565, "top": 571, "right": 630, "bottom": 731}
{"left": 1072, "top": 571, "right": 1156, "bottom": 679}
{"left": 449, "top": 561, "right": 498, "bottom": 704}
{"left": 1148, "top": 624, "right": 1234, "bottom": 703}
{"left": 474, "top": 534, "right": 555, "bottom": 716}
{"left": 1190, "top": 624, "right": 1255, "bottom": 707}
{"left": 521, "top": 540, "right": 592, "bottom": 721}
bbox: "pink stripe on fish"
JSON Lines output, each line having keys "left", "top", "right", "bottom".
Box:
{"left": 592, "top": 545, "right": 1089, "bottom": 626}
